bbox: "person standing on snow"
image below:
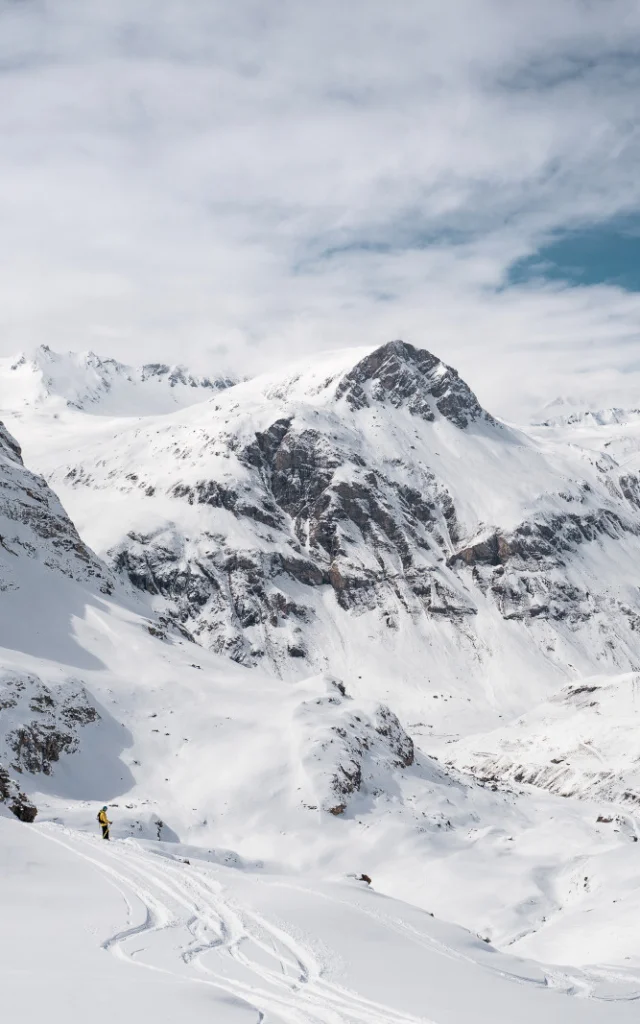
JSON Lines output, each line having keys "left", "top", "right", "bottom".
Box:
{"left": 98, "top": 806, "right": 111, "bottom": 840}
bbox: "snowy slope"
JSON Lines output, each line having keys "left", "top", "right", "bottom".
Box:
{"left": 9, "top": 817, "right": 640, "bottom": 1024}
{"left": 0, "top": 412, "right": 530, "bottom": 937}
{"left": 535, "top": 396, "right": 640, "bottom": 430}
{"left": 0, "top": 413, "right": 422, "bottom": 848}
{"left": 8, "top": 575, "right": 640, "bottom": 967}
{"left": 532, "top": 403, "right": 640, "bottom": 481}
{"left": 446, "top": 388, "right": 640, "bottom": 808}
{"left": 447, "top": 672, "right": 640, "bottom": 805}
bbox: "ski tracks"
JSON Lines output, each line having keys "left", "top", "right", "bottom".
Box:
{"left": 37, "top": 826, "right": 434, "bottom": 1024}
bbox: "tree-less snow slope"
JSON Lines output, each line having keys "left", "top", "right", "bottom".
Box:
{"left": 447, "top": 672, "right": 640, "bottom": 804}
{"left": 5, "top": 816, "right": 640, "bottom": 1024}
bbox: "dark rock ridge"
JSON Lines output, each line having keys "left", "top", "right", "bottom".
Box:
{"left": 0, "top": 422, "right": 22, "bottom": 463}
{"left": 0, "top": 419, "right": 114, "bottom": 591}
{"left": 109, "top": 417, "right": 470, "bottom": 660}
{"left": 449, "top": 493, "right": 640, "bottom": 625}
{"left": 451, "top": 506, "right": 632, "bottom": 569}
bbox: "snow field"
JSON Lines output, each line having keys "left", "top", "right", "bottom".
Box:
{"left": 5, "top": 816, "right": 640, "bottom": 1024}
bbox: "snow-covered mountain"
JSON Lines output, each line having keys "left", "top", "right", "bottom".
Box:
{"left": 0, "top": 344, "right": 235, "bottom": 417}
{"left": 0, "top": 408, "right": 572, "bottom": 940}
{"left": 5, "top": 351, "right": 640, "bottom": 1018}
{"left": 0, "top": 402, "right": 503, "bottom": 892}
{"left": 534, "top": 393, "right": 640, "bottom": 430}
{"left": 0, "top": 408, "right": 424, "bottom": 837}
{"left": 538, "top": 406, "right": 640, "bottom": 429}
{"left": 7, "top": 339, "right": 640, "bottom": 740}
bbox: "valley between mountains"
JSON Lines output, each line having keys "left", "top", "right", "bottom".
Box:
{"left": 3, "top": 340, "right": 640, "bottom": 1022}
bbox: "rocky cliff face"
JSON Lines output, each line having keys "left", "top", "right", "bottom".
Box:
{"left": 0, "top": 419, "right": 113, "bottom": 593}
{"left": 333, "top": 340, "right": 491, "bottom": 427}
{"left": 98, "top": 341, "right": 497, "bottom": 663}
{"left": 0, "top": 669, "right": 100, "bottom": 776}
{"left": 0, "top": 764, "right": 37, "bottom": 821}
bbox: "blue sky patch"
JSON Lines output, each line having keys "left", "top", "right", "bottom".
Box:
{"left": 508, "top": 219, "right": 640, "bottom": 292}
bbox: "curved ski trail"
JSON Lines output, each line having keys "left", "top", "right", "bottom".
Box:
{"left": 38, "top": 826, "right": 434, "bottom": 1024}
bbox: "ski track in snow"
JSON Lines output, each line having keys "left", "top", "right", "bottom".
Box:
{"left": 39, "top": 825, "right": 436, "bottom": 1024}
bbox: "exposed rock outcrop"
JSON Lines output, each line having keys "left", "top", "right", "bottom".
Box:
{"left": 0, "top": 418, "right": 114, "bottom": 591}
{"left": 0, "top": 671, "right": 100, "bottom": 776}
{"left": 295, "top": 682, "right": 415, "bottom": 815}
{"left": 0, "top": 764, "right": 37, "bottom": 822}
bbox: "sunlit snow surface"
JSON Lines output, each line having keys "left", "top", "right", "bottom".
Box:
{"left": 4, "top": 348, "right": 640, "bottom": 1020}
{"left": 4, "top": 816, "right": 640, "bottom": 1024}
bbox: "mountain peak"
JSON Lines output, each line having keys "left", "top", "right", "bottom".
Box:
{"left": 335, "top": 340, "right": 491, "bottom": 428}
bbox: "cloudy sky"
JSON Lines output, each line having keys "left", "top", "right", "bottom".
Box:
{"left": 2, "top": 0, "right": 640, "bottom": 418}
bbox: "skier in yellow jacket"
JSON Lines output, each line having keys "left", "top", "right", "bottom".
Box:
{"left": 98, "top": 806, "right": 111, "bottom": 840}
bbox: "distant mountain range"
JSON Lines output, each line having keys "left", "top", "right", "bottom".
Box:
{"left": 0, "top": 344, "right": 235, "bottom": 416}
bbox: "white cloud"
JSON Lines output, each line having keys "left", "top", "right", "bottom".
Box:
{"left": 1, "top": 0, "right": 640, "bottom": 418}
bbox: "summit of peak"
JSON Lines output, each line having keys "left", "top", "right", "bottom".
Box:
{"left": 335, "top": 339, "right": 492, "bottom": 429}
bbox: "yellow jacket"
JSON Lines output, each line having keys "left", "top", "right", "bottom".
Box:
{"left": 98, "top": 809, "right": 111, "bottom": 826}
